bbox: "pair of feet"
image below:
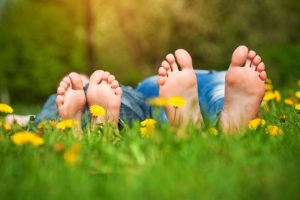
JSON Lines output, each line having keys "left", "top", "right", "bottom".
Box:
{"left": 57, "top": 45, "right": 266, "bottom": 132}
{"left": 56, "top": 71, "right": 122, "bottom": 128}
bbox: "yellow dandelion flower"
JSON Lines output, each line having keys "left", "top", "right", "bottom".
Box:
{"left": 209, "top": 128, "right": 218, "bottom": 136}
{"left": 89, "top": 105, "right": 106, "bottom": 117}
{"left": 11, "top": 131, "right": 44, "bottom": 146}
{"left": 168, "top": 96, "right": 186, "bottom": 108}
{"left": 140, "top": 118, "right": 157, "bottom": 127}
{"left": 295, "top": 104, "right": 300, "bottom": 111}
{"left": 295, "top": 91, "right": 300, "bottom": 99}
{"left": 248, "top": 118, "right": 266, "bottom": 130}
{"left": 284, "top": 98, "right": 295, "bottom": 106}
{"left": 266, "top": 78, "right": 272, "bottom": 84}
{"left": 140, "top": 127, "right": 154, "bottom": 138}
{"left": 3, "top": 123, "right": 12, "bottom": 131}
{"left": 63, "top": 143, "right": 80, "bottom": 165}
{"left": 263, "top": 91, "right": 275, "bottom": 102}
{"left": 147, "top": 97, "right": 168, "bottom": 107}
{"left": 57, "top": 120, "right": 79, "bottom": 130}
{"left": 273, "top": 90, "right": 281, "bottom": 102}
{"left": 0, "top": 103, "right": 13, "bottom": 114}
{"left": 266, "top": 125, "right": 281, "bottom": 136}
{"left": 265, "top": 84, "right": 273, "bottom": 91}
{"left": 38, "top": 120, "right": 57, "bottom": 129}
{"left": 140, "top": 118, "right": 156, "bottom": 138}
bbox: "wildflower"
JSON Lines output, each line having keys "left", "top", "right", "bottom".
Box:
{"left": 0, "top": 121, "right": 12, "bottom": 131}
{"left": 11, "top": 131, "right": 44, "bottom": 146}
{"left": 209, "top": 128, "right": 218, "bottom": 136}
{"left": 0, "top": 103, "right": 13, "bottom": 114}
{"left": 263, "top": 91, "right": 275, "bottom": 102}
{"left": 140, "top": 118, "right": 157, "bottom": 127}
{"left": 284, "top": 98, "right": 295, "bottom": 106}
{"left": 63, "top": 143, "right": 80, "bottom": 165}
{"left": 57, "top": 119, "right": 79, "bottom": 130}
{"left": 147, "top": 97, "right": 168, "bottom": 107}
{"left": 37, "top": 120, "right": 57, "bottom": 129}
{"left": 266, "top": 125, "right": 281, "bottom": 136}
{"left": 273, "top": 90, "right": 281, "bottom": 102}
{"left": 168, "top": 96, "right": 186, "bottom": 108}
{"left": 89, "top": 105, "right": 106, "bottom": 117}
{"left": 279, "top": 115, "right": 288, "bottom": 122}
{"left": 295, "top": 91, "right": 300, "bottom": 99}
{"left": 248, "top": 118, "right": 266, "bottom": 130}
{"left": 140, "top": 118, "right": 157, "bottom": 138}
{"left": 265, "top": 84, "right": 273, "bottom": 91}
{"left": 266, "top": 78, "right": 272, "bottom": 84}
{"left": 295, "top": 104, "right": 300, "bottom": 111}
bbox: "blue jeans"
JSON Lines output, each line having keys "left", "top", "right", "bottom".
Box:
{"left": 34, "top": 70, "right": 226, "bottom": 126}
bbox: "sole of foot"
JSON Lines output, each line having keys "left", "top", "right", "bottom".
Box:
{"left": 86, "top": 70, "right": 122, "bottom": 127}
{"left": 56, "top": 72, "right": 86, "bottom": 131}
{"left": 220, "top": 45, "right": 267, "bottom": 133}
{"left": 157, "top": 49, "right": 202, "bottom": 126}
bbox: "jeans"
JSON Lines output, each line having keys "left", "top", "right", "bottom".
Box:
{"left": 34, "top": 70, "right": 226, "bottom": 126}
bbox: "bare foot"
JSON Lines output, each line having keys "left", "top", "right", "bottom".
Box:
{"left": 157, "top": 49, "right": 202, "bottom": 125}
{"left": 86, "top": 70, "right": 122, "bottom": 127}
{"left": 220, "top": 45, "right": 267, "bottom": 133}
{"left": 5, "top": 114, "right": 30, "bottom": 126}
{"left": 56, "top": 72, "right": 86, "bottom": 129}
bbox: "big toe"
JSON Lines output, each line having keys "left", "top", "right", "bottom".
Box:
{"left": 175, "top": 49, "right": 193, "bottom": 70}
{"left": 231, "top": 45, "right": 249, "bottom": 67}
{"left": 69, "top": 72, "right": 83, "bottom": 90}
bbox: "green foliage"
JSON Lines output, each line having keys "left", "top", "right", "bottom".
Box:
{"left": 0, "top": 96, "right": 300, "bottom": 199}
{"left": 0, "top": 0, "right": 300, "bottom": 103}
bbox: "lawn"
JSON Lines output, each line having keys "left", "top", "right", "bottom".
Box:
{"left": 0, "top": 81, "right": 300, "bottom": 200}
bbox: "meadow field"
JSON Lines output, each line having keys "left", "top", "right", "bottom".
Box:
{"left": 0, "top": 81, "right": 299, "bottom": 200}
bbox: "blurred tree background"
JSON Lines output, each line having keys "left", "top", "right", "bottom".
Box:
{"left": 0, "top": 0, "right": 299, "bottom": 105}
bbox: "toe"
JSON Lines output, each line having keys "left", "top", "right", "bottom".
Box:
{"left": 257, "top": 62, "right": 265, "bottom": 72}
{"left": 57, "top": 86, "right": 66, "bottom": 95}
{"left": 162, "top": 60, "right": 171, "bottom": 76}
{"left": 248, "top": 50, "right": 256, "bottom": 59}
{"left": 115, "top": 87, "right": 122, "bottom": 96}
{"left": 90, "top": 70, "right": 104, "bottom": 84}
{"left": 253, "top": 55, "right": 261, "bottom": 66}
{"left": 175, "top": 49, "right": 193, "bottom": 70}
{"left": 111, "top": 80, "right": 119, "bottom": 89}
{"left": 158, "top": 67, "right": 167, "bottom": 77}
{"left": 157, "top": 77, "right": 166, "bottom": 86}
{"left": 56, "top": 95, "right": 64, "bottom": 107}
{"left": 166, "top": 53, "right": 179, "bottom": 72}
{"left": 231, "top": 45, "right": 249, "bottom": 67}
{"left": 62, "top": 76, "right": 71, "bottom": 86}
{"left": 102, "top": 71, "right": 110, "bottom": 84}
{"left": 59, "top": 81, "right": 68, "bottom": 90}
{"left": 69, "top": 72, "right": 83, "bottom": 90}
{"left": 108, "top": 75, "right": 115, "bottom": 84}
{"left": 259, "top": 71, "right": 267, "bottom": 81}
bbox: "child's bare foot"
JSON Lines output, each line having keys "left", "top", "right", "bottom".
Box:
{"left": 5, "top": 114, "right": 30, "bottom": 126}
{"left": 220, "top": 45, "right": 267, "bottom": 133}
{"left": 157, "top": 49, "right": 202, "bottom": 125}
{"left": 56, "top": 72, "right": 86, "bottom": 128}
{"left": 86, "top": 70, "right": 122, "bottom": 127}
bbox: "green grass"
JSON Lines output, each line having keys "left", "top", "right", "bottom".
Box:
{"left": 1, "top": 95, "right": 300, "bottom": 200}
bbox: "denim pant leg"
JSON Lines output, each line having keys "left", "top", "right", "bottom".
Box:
{"left": 135, "top": 70, "right": 226, "bottom": 125}
{"left": 34, "top": 85, "right": 153, "bottom": 127}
